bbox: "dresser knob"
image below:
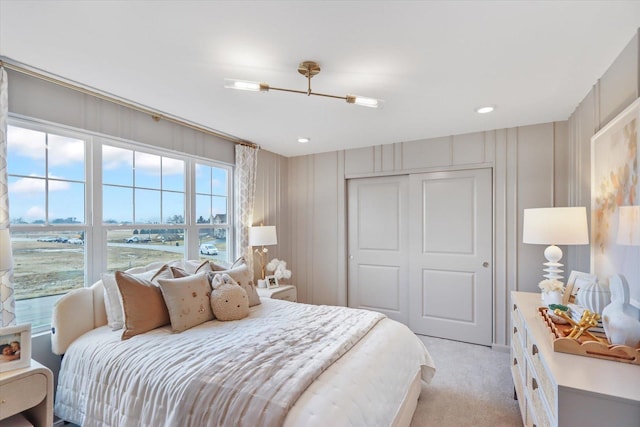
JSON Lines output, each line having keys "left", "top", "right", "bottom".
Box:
{"left": 513, "top": 326, "right": 518, "bottom": 334}
{"left": 532, "top": 344, "right": 539, "bottom": 356}
{"left": 532, "top": 378, "right": 539, "bottom": 390}
{"left": 513, "top": 358, "right": 518, "bottom": 366}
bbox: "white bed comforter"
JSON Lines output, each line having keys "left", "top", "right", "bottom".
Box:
{"left": 56, "top": 299, "right": 390, "bottom": 426}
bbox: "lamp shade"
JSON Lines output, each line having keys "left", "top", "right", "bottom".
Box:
{"left": 523, "top": 207, "right": 589, "bottom": 245}
{"left": 616, "top": 206, "right": 640, "bottom": 246}
{"left": 249, "top": 226, "right": 278, "bottom": 247}
{"left": 0, "top": 229, "right": 13, "bottom": 271}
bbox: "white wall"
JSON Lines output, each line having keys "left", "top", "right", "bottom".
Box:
{"left": 284, "top": 123, "right": 571, "bottom": 348}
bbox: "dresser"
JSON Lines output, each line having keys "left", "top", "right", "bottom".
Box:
{"left": 257, "top": 284, "right": 297, "bottom": 302}
{"left": 510, "top": 292, "right": 640, "bottom": 427}
{"left": 0, "top": 360, "right": 53, "bottom": 427}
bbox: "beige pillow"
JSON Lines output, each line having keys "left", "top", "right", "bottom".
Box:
{"left": 170, "top": 266, "right": 190, "bottom": 278}
{"left": 183, "top": 259, "right": 213, "bottom": 275}
{"left": 103, "top": 264, "right": 173, "bottom": 330}
{"left": 157, "top": 273, "right": 214, "bottom": 332}
{"left": 208, "top": 262, "right": 261, "bottom": 307}
{"left": 115, "top": 271, "right": 171, "bottom": 340}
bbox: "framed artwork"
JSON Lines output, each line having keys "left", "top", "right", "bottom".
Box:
{"left": 563, "top": 271, "right": 597, "bottom": 305}
{"left": 591, "top": 97, "right": 639, "bottom": 308}
{"left": 0, "top": 323, "right": 31, "bottom": 372}
{"left": 265, "top": 275, "right": 279, "bottom": 289}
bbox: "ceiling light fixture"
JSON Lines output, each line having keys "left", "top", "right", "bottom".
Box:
{"left": 476, "top": 106, "right": 495, "bottom": 114}
{"left": 297, "top": 137, "right": 310, "bottom": 143}
{"left": 225, "top": 61, "right": 382, "bottom": 108}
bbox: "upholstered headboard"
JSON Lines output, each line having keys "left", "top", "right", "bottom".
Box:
{"left": 51, "top": 280, "right": 107, "bottom": 355}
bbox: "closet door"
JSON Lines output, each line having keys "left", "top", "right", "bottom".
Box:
{"left": 347, "top": 176, "right": 410, "bottom": 325}
{"left": 409, "top": 168, "right": 493, "bottom": 345}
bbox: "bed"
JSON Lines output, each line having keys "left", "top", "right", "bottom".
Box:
{"left": 51, "top": 261, "right": 436, "bottom": 427}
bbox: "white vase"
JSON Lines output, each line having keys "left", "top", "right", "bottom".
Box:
{"left": 602, "top": 275, "right": 640, "bottom": 347}
{"left": 577, "top": 281, "right": 611, "bottom": 314}
{"left": 542, "top": 290, "right": 563, "bottom": 307}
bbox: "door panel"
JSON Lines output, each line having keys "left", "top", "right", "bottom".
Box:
{"left": 409, "top": 168, "right": 493, "bottom": 345}
{"left": 347, "top": 176, "right": 409, "bottom": 325}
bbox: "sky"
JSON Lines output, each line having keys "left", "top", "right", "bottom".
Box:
{"left": 7, "top": 125, "right": 228, "bottom": 225}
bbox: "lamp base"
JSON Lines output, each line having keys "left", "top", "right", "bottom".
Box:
{"left": 543, "top": 244, "right": 564, "bottom": 281}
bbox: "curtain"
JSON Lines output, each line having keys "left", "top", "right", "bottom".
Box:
{"left": 235, "top": 144, "right": 259, "bottom": 278}
{"left": 0, "top": 66, "right": 16, "bottom": 327}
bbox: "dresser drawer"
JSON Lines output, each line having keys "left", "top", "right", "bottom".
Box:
{"left": 527, "top": 339, "right": 556, "bottom": 419}
{"left": 0, "top": 373, "right": 47, "bottom": 420}
{"left": 526, "top": 362, "right": 552, "bottom": 427}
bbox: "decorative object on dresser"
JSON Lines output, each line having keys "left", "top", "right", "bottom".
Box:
{"left": 0, "top": 323, "right": 31, "bottom": 373}
{"left": 248, "top": 225, "right": 278, "bottom": 287}
{"left": 522, "top": 206, "right": 589, "bottom": 281}
{"left": 0, "top": 359, "right": 53, "bottom": 427}
{"left": 511, "top": 292, "right": 640, "bottom": 427}
{"left": 265, "top": 274, "right": 279, "bottom": 289}
{"left": 562, "top": 270, "right": 597, "bottom": 305}
{"left": 538, "top": 279, "right": 564, "bottom": 307}
{"left": 601, "top": 275, "right": 640, "bottom": 347}
{"left": 575, "top": 280, "right": 611, "bottom": 315}
{"left": 265, "top": 258, "right": 291, "bottom": 284}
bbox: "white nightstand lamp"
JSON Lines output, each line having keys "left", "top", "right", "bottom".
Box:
{"left": 249, "top": 225, "right": 278, "bottom": 287}
{"left": 523, "top": 207, "right": 589, "bottom": 281}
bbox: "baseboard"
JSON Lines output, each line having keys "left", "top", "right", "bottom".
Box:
{"left": 491, "top": 343, "right": 510, "bottom": 353}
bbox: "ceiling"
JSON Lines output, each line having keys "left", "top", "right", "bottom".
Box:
{"left": 1, "top": 1, "right": 639, "bottom": 158}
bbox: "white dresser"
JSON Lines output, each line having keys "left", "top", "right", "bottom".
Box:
{"left": 510, "top": 291, "right": 640, "bottom": 427}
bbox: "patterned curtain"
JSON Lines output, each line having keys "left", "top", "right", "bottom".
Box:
{"left": 0, "top": 67, "right": 16, "bottom": 327}
{"left": 235, "top": 144, "right": 259, "bottom": 277}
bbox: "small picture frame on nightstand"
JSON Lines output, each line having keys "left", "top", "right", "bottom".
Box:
{"left": 265, "top": 275, "right": 279, "bottom": 289}
{"left": 0, "top": 323, "right": 31, "bottom": 372}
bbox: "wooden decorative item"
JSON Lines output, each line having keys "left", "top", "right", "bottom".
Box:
{"left": 538, "top": 307, "right": 640, "bottom": 365}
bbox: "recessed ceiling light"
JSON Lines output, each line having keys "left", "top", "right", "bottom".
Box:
{"left": 297, "top": 137, "right": 310, "bottom": 143}
{"left": 476, "top": 106, "right": 495, "bottom": 114}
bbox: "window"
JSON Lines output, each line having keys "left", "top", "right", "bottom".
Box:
{"left": 7, "top": 123, "right": 88, "bottom": 332}
{"left": 7, "top": 119, "right": 234, "bottom": 332}
{"left": 195, "top": 163, "right": 230, "bottom": 263}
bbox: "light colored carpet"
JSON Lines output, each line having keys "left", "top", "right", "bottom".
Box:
{"left": 410, "top": 335, "right": 522, "bottom": 427}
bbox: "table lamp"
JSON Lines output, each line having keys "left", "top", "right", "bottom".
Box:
{"left": 249, "top": 225, "right": 278, "bottom": 283}
{"left": 523, "top": 207, "right": 589, "bottom": 281}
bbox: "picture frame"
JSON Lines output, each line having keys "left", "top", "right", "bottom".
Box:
{"left": 0, "top": 323, "right": 31, "bottom": 372}
{"left": 563, "top": 271, "right": 597, "bottom": 305}
{"left": 590, "top": 97, "right": 640, "bottom": 308}
{"left": 265, "top": 275, "right": 279, "bottom": 289}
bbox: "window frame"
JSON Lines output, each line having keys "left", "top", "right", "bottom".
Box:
{"left": 7, "top": 115, "right": 235, "bottom": 331}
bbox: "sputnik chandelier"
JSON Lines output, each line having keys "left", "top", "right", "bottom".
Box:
{"left": 225, "top": 61, "right": 381, "bottom": 108}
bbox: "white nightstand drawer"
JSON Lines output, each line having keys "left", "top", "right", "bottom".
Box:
{"left": 0, "top": 373, "right": 47, "bottom": 420}
{"left": 257, "top": 285, "right": 297, "bottom": 302}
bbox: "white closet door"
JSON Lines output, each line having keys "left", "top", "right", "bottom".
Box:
{"left": 409, "top": 168, "right": 493, "bottom": 345}
{"left": 347, "top": 176, "right": 409, "bottom": 325}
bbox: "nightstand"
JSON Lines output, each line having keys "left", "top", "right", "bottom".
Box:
{"left": 0, "top": 360, "right": 53, "bottom": 427}
{"left": 257, "top": 285, "right": 297, "bottom": 302}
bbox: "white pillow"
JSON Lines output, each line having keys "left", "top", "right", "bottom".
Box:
{"left": 103, "top": 264, "right": 173, "bottom": 330}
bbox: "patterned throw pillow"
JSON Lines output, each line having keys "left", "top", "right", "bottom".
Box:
{"left": 207, "top": 261, "right": 261, "bottom": 307}
{"left": 157, "top": 273, "right": 215, "bottom": 332}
